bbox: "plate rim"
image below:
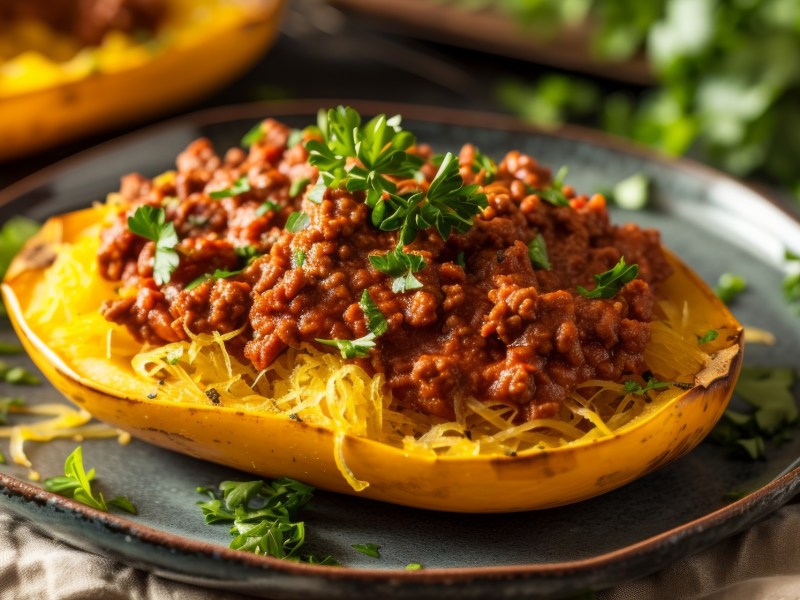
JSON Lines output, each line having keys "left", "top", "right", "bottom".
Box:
{"left": 1, "top": 99, "right": 799, "bottom": 587}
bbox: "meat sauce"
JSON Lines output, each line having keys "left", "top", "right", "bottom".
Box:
{"left": 98, "top": 118, "right": 672, "bottom": 421}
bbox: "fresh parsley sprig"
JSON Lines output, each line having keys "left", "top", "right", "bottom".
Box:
{"left": 44, "top": 446, "right": 137, "bottom": 514}
{"left": 184, "top": 268, "right": 242, "bottom": 291}
{"left": 315, "top": 290, "right": 388, "bottom": 359}
{"left": 527, "top": 234, "right": 551, "bottom": 270}
{"left": 197, "top": 477, "right": 337, "bottom": 564}
{"left": 369, "top": 248, "right": 426, "bottom": 293}
{"left": 209, "top": 176, "right": 251, "bottom": 200}
{"left": 307, "top": 107, "right": 421, "bottom": 209}
{"left": 623, "top": 378, "right": 672, "bottom": 395}
{"left": 375, "top": 152, "right": 487, "bottom": 246}
{"left": 352, "top": 543, "right": 381, "bottom": 558}
{"left": 715, "top": 273, "right": 747, "bottom": 305}
{"left": 127, "top": 206, "right": 179, "bottom": 285}
{"left": 576, "top": 257, "right": 638, "bottom": 299}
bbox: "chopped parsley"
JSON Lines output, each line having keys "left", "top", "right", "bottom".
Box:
{"left": 711, "top": 366, "right": 797, "bottom": 460}
{"left": 471, "top": 148, "right": 497, "bottom": 183}
{"left": 0, "top": 396, "right": 23, "bottom": 424}
{"left": 289, "top": 177, "right": 311, "bottom": 199}
{"left": 697, "top": 329, "right": 719, "bottom": 345}
{"left": 369, "top": 248, "right": 426, "bottom": 294}
{"left": 184, "top": 268, "right": 242, "bottom": 291}
{"left": 307, "top": 180, "right": 326, "bottom": 204}
{"left": 285, "top": 212, "right": 310, "bottom": 233}
{"left": 527, "top": 234, "right": 551, "bottom": 270}
{"left": 405, "top": 563, "right": 423, "bottom": 570}
{"left": 44, "top": 446, "right": 137, "bottom": 514}
{"left": 292, "top": 250, "right": 306, "bottom": 268}
{"left": 623, "top": 378, "right": 672, "bottom": 395}
{"left": 352, "top": 543, "right": 381, "bottom": 558}
{"left": 526, "top": 169, "right": 570, "bottom": 207}
{"left": 241, "top": 122, "right": 265, "bottom": 147}
{"left": 576, "top": 257, "right": 638, "bottom": 299}
{"left": 287, "top": 128, "right": 304, "bottom": 147}
{"left": 197, "top": 477, "right": 336, "bottom": 564}
{"left": 0, "top": 361, "right": 40, "bottom": 385}
{"left": 256, "top": 200, "right": 280, "bottom": 216}
{"left": 316, "top": 290, "right": 388, "bottom": 359}
{"left": 609, "top": 172, "right": 650, "bottom": 210}
{"left": 166, "top": 347, "right": 184, "bottom": 365}
{"left": 309, "top": 107, "right": 486, "bottom": 245}
{"left": 715, "top": 273, "right": 747, "bottom": 305}
{"left": 359, "top": 290, "right": 388, "bottom": 336}
{"left": 209, "top": 176, "right": 251, "bottom": 200}
{"left": 127, "top": 205, "right": 179, "bottom": 285}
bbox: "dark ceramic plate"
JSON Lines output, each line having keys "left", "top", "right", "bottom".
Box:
{"left": 1, "top": 101, "right": 799, "bottom": 599}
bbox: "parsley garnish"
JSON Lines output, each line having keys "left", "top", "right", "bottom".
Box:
{"left": 44, "top": 446, "right": 137, "bottom": 514}
{"left": 235, "top": 245, "right": 260, "bottom": 262}
{"left": 0, "top": 216, "right": 39, "bottom": 317}
{"left": 197, "top": 478, "right": 335, "bottom": 563}
{"left": 166, "top": 347, "right": 183, "bottom": 365}
{"left": 256, "top": 200, "right": 280, "bottom": 216}
{"left": 316, "top": 334, "right": 376, "bottom": 359}
{"left": 209, "top": 176, "right": 251, "bottom": 200}
{"left": 623, "top": 378, "right": 672, "bottom": 395}
{"left": 405, "top": 563, "right": 423, "bottom": 570}
{"left": 455, "top": 252, "right": 466, "bottom": 268}
{"left": 352, "top": 543, "right": 381, "bottom": 558}
{"left": 472, "top": 148, "right": 497, "bottom": 183}
{"left": 292, "top": 250, "right": 306, "bottom": 268}
{"left": 576, "top": 258, "right": 638, "bottom": 299}
{"left": 527, "top": 234, "right": 551, "bottom": 270}
{"left": 714, "top": 273, "right": 746, "bottom": 304}
{"left": 127, "top": 206, "right": 179, "bottom": 285}
{"left": 241, "top": 122, "right": 265, "bottom": 147}
{"left": 783, "top": 250, "right": 800, "bottom": 308}
{"left": 711, "top": 366, "right": 797, "bottom": 460}
{"left": 184, "top": 268, "right": 242, "bottom": 291}
{"left": 287, "top": 128, "right": 304, "bottom": 147}
{"left": 0, "top": 396, "right": 23, "bottom": 424}
{"left": 0, "top": 342, "right": 23, "bottom": 355}
{"left": 527, "top": 168, "right": 570, "bottom": 207}
{"left": 0, "top": 361, "right": 39, "bottom": 385}
{"left": 285, "top": 212, "right": 310, "bottom": 233}
{"left": 369, "top": 248, "right": 426, "bottom": 294}
{"left": 289, "top": 177, "right": 310, "bottom": 199}
{"left": 697, "top": 329, "right": 719, "bottom": 345}
{"left": 359, "top": 290, "right": 388, "bottom": 336}
{"left": 316, "top": 290, "right": 388, "bottom": 359}
{"left": 307, "top": 180, "right": 326, "bottom": 204}
{"left": 309, "top": 107, "right": 486, "bottom": 245}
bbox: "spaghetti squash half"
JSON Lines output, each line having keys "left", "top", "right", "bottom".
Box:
{"left": 2, "top": 108, "right": 743, "bottom": 512}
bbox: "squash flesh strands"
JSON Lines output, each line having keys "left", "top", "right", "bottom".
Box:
{"left": 4, "top": 204, "right": 743, "bottom": 512}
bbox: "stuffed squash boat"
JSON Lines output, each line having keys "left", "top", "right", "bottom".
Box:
{"left": 0, "top": 0, "right": 284, "bottom": 160}
{"left": 2, "top": 107, "right": 743, "bottom": 512}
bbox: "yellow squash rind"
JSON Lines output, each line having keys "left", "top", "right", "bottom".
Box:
{"left": 2, "top": 208, "right": 744, "bottom": 513}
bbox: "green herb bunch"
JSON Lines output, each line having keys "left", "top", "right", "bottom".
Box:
{"left": 489, "top": 0, "right": 800, "bottom": 198}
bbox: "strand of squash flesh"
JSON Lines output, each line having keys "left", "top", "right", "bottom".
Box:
{"left": 0, "top": 404, "right": 129, "bottom": 480}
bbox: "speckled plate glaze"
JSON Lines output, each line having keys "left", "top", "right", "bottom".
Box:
{"left": 1, "top": 102, "right": 799, "bottom": 599}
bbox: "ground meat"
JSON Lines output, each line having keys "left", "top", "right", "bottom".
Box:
{"left": 97, "top": 119, "right": 672, "bottom": 422}
{"left": 0, "top": 0, "right": 167, "bottom": 47}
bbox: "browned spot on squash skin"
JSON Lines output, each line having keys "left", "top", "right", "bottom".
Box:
{"left": 143, "top": 427, "right": 193, "bottom": 443}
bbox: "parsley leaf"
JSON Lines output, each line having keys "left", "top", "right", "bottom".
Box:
{"left": 472, "top": 148, "right": 497, "bottom": 183}
{"left": 44, "top": 446, "right": 137, "bottom": 514}
{"left": 715, "top": 273, "right": 747, "bottom": 304}
{"left": 292, "top": 250, "right": 306, "bottom": 268}
{"left": 0, "top": 362, "right": 39, "bottom": 385}
{"left": 209, "top": 176, "right": 251, "bottom": 200}
{"left": 287, "top": 128, "right": 304, "bottom": 148}
{"left": 405, "top": 563, "right": 423, "bottom": 570}
{"left": 184, "top": 268, "right": 242, "bottom": 291}
{"left": 359, "top": 290, "right": 388, "bottom": 336}
{"left": 369, "top": 248, "right": 426, "bottom": 293}
{"left": 576, "top": 258, "right": 638, "bottom": 299}
{"left": 289, "top": 177, "right": 310, "bottom": 199}
{"left": 527, "top": 234, "right": 551, "bottom": 270}
{"left": 352, "top": 543, "right": 381, "bottom": 558}
{"left": 241, "top": 122, "right": 265, "bottom": 147}
{"left": 711, "top": 366, "right": 797, "bottom": 460}
{"left": 285, "top": 212, "right": 310, "bottom": 233}
{"left": 0, "top": 216, "right": 40, "bottom": 316}
{"left": 697, "top": 329, "right": 719, "bottom": 345}
{"left": 623, "top": 378, "right": 672, "bottom": 395}
{"left": 256, "top": 200, "right": 280, "bottom": 216}
{"left": 315, "top": 334, "right": 376, "bottom": 359}
{"left": 0, "top": 396, "right": 23, "bottom": 424}
{"left": 197, "top": 477, "right": 334, "bottom": 563}
{"left": 127, "top": 206, "right": 179, "bottom": 285}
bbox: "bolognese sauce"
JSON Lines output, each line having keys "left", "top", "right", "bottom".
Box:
{"left": 97, "top": 112, "right": 672, "bottom": 423}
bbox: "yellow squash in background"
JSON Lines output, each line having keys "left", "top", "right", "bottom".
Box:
{"left": 0, "top": 0, "right": 284, "bottom": 160}
{"left": 2, "top": 207, "right": 744, "bottom": 513}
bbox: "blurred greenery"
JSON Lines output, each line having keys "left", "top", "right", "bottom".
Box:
{"left": 456, "top": 0, "right": 800, "bottom": 197}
